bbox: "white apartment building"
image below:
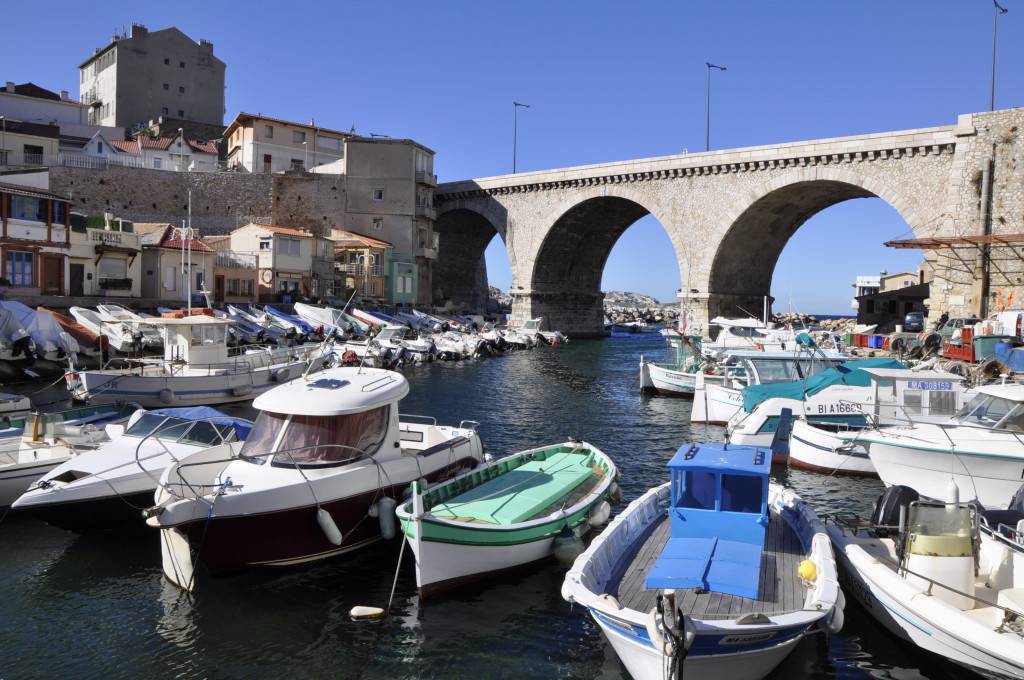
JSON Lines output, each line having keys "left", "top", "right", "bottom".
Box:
{"left": 79, "top": 24, "right": 225, "bottom": 132}
{"left": 0, "top": 82, "right": 125, "bottom": 152}
{"left": 229, "top": 223, "right": 314, "bottom": 301}
{"left": 73, "top": 131, "right": 218, "bottom": 171}
{"left": 224, "top": 113, "right": 348, "bottom": 174}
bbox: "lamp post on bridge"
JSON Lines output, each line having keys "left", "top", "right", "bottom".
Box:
{"left": 991, "top": 0, "right": 1009, "bottom": 111}
{"left": 513, "top": 101, "right": 530, "bottom": 173}
{"left": 705, "top": 62, "right": 726, "bottom": 152}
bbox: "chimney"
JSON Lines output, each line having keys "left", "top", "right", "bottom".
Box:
{"left": 131, "top": 23, "right": 148, "bottom": 37}
{"left": 199, "top": 39, "right": 214, "bottom": 54}
{"left": 60, "top": 90, "right": 69, "bottom": 101}
{"left": 5, "top": 82, "right": 14, "bottom": 93}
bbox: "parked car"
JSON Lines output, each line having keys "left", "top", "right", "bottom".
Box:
{"left": 936, "top": 317, "right": 981, "bottom": 337}
{"left": 903, "top": 311, "right": 924, "bottom": 332}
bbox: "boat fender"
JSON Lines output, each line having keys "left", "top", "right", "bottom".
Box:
{"left": 645, "top": 608, "right": 673, "bottom": 656}
{"left": 608, "top": 481, "right": 623, "bottom": 504}
{"left": 588, "top": 500, "right": 611, "bottom": 527}
{"left": 798, "top": 559, "right": 817, "bottom": 584}
{"left": 377, "top": 497, "right": 397, "bottom": 540}
{"left": 317, "top": 508, "right": 343, "bottom": 546}
{"left": 553, "top": 524, "right": 585, "bottom": 565}
{"left": 232, "top": 384, "right": 253, "bottom": 397}
{"left": 368, "top": 502, "right": 380, "bottom": 518}
{"left": 826, "top": 604, "right": 844, "bottom": 634}
{"left": 159, "top": 388, "right": 175, "bottom": 405}
{"left": 271, "top": 367, "right": 290, "bottom": 382}
{"left": 349, "top": 606, "right": 385, "bottom": 620}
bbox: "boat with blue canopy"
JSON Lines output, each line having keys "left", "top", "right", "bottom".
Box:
{"left": 562, "top": 441, "right": 842, "bottom": 680}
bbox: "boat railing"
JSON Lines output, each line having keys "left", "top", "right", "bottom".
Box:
{"left": 132, "top": 416, "right": 249, "bottom": 493}
{"left": 400, "top": 414, "right": 438, "bottom": 426}
{"left": 458, "top": 420, "right": 480, "bottom": 431}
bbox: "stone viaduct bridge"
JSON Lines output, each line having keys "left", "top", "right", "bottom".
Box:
{"left": 433, "top": 108, "right": 1024, "bottom": 337}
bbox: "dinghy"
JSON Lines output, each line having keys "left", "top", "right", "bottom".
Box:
{"left": 397, "top": 441, "right": 618, "bottom": 596}
{"left": 562, "top": 442, "right": 842, "bottom": 680}
{"left": 264, "top": 304, "right": 317, "bottom": 336}
{"left": 70, "top": 306, "right": 140, "bottom": 353}
{"left": 146, "top": 367, "right": 485, "bottom": 592}
{"left": 827, "top": 485, "right": 1024, "bottom": 679}
{"left": 38, "top": 306, "right": 108, "bottom": 362}
{"left": 293, "top": 302, "right": 353, "bottom": 336}
{"left": 225, "top": 304, "right": 292, "bottom": 342}
{"left": 0, "top": 300, "right": 79, "bottom": 364}
{"left": 0, "top": 307, "right": 35, "bottom": 367}
{"left": 97, "top": 304, "right": 162, "bottom": 349}
{"left": 12, "top": 406, "right": 250, "bottom": 529}
{"left": 640, "top": 334, "right": 726, "bottom": 397}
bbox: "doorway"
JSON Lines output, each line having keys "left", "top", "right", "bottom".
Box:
{"left": 215, "top": 274, "right": 225, "bottom": 302}
{"left": 40, "top": 255, "right": 63, "bottom": 295}
{"left": 69, "top": 262, "right": 84, "bottom": 296}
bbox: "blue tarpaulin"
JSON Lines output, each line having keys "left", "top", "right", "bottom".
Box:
{"left": 996, "top": 345, "right": 1024, "bottom": 372}
{"left": 741, "top": 358, "right": 906, "bottom": 414}
{"left": 151, "top": 406, "right": 252, "bottom": 440}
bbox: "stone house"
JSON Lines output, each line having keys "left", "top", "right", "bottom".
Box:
{"left": 139, "top": 224, "right": 215, "bottom": 303}
{"left": 76, "top": 131, "right": 218, "bottom": 171}
{"left": 229, "top": 223, "right": 313, "bottom": 301}
{"left": 0, "top": 181, "right": 71, "bottom": 295}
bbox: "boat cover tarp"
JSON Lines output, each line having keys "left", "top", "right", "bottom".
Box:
{"left": 151, "top": 406, "right": 252, "bottom": 440}
{"left": 264, "top": 305, "right": 316, "bottom": 334}
{"left": 995, "top": 345, "right": 1024, "bottom": 373}
{"left": 38, "top": 307, "right": 107, "bottom": 350}
{"left": 741, "top": 358, "right": 906, "bottom": 413}
{"left": 0, "top": 301, "right": 78, "bottom": 354}
{"left": 0, "top": 308, "right": 30, "bottom": 343}
{"left": 431, "top": 449, "right": 593, "bottom": 525}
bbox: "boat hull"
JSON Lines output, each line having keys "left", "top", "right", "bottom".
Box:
{"left": 789, "top": 420, "right": 876, "bottom": 477}
{"left": 15, "top": 489, "right": 154, "bottom": 531}
{"left": 640, "top": 360, "right": 696, "bottom": 396}
{"left": 0, "top": 458, "right": 66, "bottom": 508}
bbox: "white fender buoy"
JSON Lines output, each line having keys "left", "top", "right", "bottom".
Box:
{"left": 317, "top": 508, "right": 343, "bottom": 546}
{"left": 377, "top": 497, "right": 397, "bottom": 539}
{"left": 553, "top": 524, "right": 585, "bottom": 564}
{"left": 232, "top": 384, "right": 253, "bottom": 397}
{"left": 368, "top": 502, "right": 380, "bottom": 518}
{"left": 826, "top": 604, "right": 845, "bottom": 633}
{"left": 608, "top": 481, "right": 623, "bottom": 504}
{"left": 588, "top": 500, "right": 611, "bottom": 527}
{"left": 159, "top": 388, "right": 175, "bottom": 405}
{"left": 645, "top": 608, "right": 673, "bottom": 656}
{"left": 349, "top": 605, "right": 385, "bottom": 620}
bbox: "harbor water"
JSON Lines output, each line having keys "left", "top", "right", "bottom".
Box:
{"left": 0, "top": 333, "right": 966, "bottom": 679}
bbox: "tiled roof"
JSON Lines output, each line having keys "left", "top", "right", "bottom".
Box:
{"left": 141, "top": 225, "right": 214, "bottom": 251}
{"left": 332, "top": 230, "right": 392, "bottom": 249}
{"left": 111, "top": 136, "right": 217, "bottom": 154}
{"left": 0, "top": 181, "right": 69, "bottom": 201}
{"left": 239, "top": 223, "right": 313, "bottom": 238}
{"left": 187, "top": 140, "right": 218, "bottom": 154}
{"left": 225, "top": 112, "right": 353, "bottom": 140}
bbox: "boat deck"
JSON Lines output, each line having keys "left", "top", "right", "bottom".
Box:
{"left": 610, "top": 512, "right": 807, "bottom": 619}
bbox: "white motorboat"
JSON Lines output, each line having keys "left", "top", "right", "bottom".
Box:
{"left": 12, "top": 406, "right": 251, "bottom": 529}
{"left": 70, "top": 306, "right": 140, "bottom": 353}
{"left": 293, "top": 301, "right": 354, "bottom": 336}
{"left": 517, "top": 317, "right": 568, "bottom": 345}
{"left": 146, "top": 367, "right": 486, "bottom": 592}
{"left": 0, "top": 402, "right": 140, "bottom": 508}
{"left": 828, "top": 486, "right": 1024, "bottom": 679}
{"left": 0, "top": 300, "right": 79, "bottom": 363}
{"left": 97, "top": 304, "right": 163, "bottom": 349}
{"left": 0, "top": 392, "right": 31, "bottom": 422}
{"left": 640, "top": 333, "right": 726, "bottom": 397}
{"left": 691, "top": 348, "right": 849, "bottom": 425}
{"left": 849, "top": 384, "right": 1024, "bottom": 509}
{"left": 225, "top": 304, "right": 292, "bottom": 342}
{"left": 375, "top": 325, "right": 435, "bottom": 362}
{"left": 562, "top": 442, "right": 842, "bottom": 680}
{"left": 65, "top": 314, "right": 331, "bottom": 407}
{"left": 411, "top": 309, "right": 444, "bottom": 333}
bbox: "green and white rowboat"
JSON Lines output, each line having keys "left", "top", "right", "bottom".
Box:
{"left": 397, "top": 441, "right": 619, "bottom": 596}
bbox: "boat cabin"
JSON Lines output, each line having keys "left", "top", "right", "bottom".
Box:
{"left": 148, "top": 315, "right": 233, "bottom": 366}
{"left": 861, "top": 367, "right": 967, "bottom": 422}
{"left": 646, "top": 442, "right": 770, "bottom": 599}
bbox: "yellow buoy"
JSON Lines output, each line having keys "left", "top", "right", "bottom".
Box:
{"left": 798, "top": 560, "right": 817, "bottom": 582}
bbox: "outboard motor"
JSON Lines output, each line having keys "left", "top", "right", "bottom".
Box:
{"left": 870, "top": 485, "right": 919, "bottom": 537}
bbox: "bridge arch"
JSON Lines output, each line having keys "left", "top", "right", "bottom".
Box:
{"left": 433, "top": 199, "right": 509, "bottom": 311}
{"left": 704, "top": 169, "right": 925, "bottom": 320}
{"left": 522, "top": 189, "right": 684, "bottom": 336}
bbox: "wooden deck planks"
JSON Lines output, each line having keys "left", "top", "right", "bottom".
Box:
{"left": 612, "top": 512, "right": 806, "bottom": 620}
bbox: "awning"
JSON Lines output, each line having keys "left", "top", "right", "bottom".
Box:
{"left": 94, "top": 244, "right": 139, "bottom": 268}
{"left": 885, "top": 233, "right": 1024, "bottom": 249}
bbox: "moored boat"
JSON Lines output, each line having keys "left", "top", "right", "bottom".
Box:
{"left": 396, "top": 440, "right": 618, "bottom": 596}
{"left": 146, "top": 367, "right": 485, "bottom": 592}
{"left": 561, "top": 441, "right": 842, "bottom": 680}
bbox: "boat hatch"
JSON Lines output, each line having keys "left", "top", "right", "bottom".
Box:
{"left": 308, "top": 378, "right": 351, "bottom": 390}
{"left": 49, "top": 469, "right": 92, "bottom": 484}
{"left": 645, "top": 442, "right": 770, "bottom": 599}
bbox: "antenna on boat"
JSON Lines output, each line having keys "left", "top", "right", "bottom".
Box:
{"left": 302, "top": 289, "right": 358, "bottom": 381}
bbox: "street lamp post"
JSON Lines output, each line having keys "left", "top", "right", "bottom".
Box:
{"left": 991, "top": 0, "right": 1009, "bottom": 111}
{"left": 705, "top": 63, "right": 727, "bottom": 152}
{"left": 513, "top": 101, "right": 530, "bottom": 173}
{"left": 302, "top": 141, "right": 308, "bottom": 171}
{"left": 1, "top": 116, "right": 5, "bottom": 166}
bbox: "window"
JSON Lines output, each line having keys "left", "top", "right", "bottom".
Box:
{"left": 227, "top": 278, "right": 240, "bottom": 295}
{"left": 681, "top": 471, "right": 717, "bottom": 510}
{"left": 290, "top": 159, "right": 304, "bottom": 172}
{"left": 98, "top": 257, "right": 127, "bottom": 280}
{"left": 292, "top": 131, "right": 306, "bottom": 144}
{"left": 317, "top": 136, "right": 341, "bottom": 151}
{"left": 163, "top": 83, "right": 169, "bottom": 90}
{"left": 6, "top": 251, "right": 33, "bottom": 287}
{"left": 372, "top": 188, "right": 384, "bottom": 202}
{"left": 721, "top": 474, "right": 763, "bottom": 513}
{"left": 865, "top": 299, "right": 875, "bottom": 314}
{"left": 97, "top": 141, "right": 104, "bottom": 154}
{"left": 242, "top": 279, "right": 254, "bottom": 296}
{"left": 196, "top": 271, "right": 205, "bottom": 290}
{"left": 177, "top": 109, "right": 184, "bottom": 117}
{"left": 164, "top": 266, "right": 177, "bottom": 291}
{"left": 269, "top": 408, "right": 390, "bottom": 466}
{"left": 10, "top": 195, "right": 45, "bottom": 222}
{"left": 162, "top": 107, "right": 169, "bottom": 115}
{"left": 164, "top": 57, "right": 170, "bottom": 65}
{"left": 278, "top": 237, "right": 300, "bottom": 256}
{"left": 258, "top": 239, "right": 271, "bottom": 251}
{"left": 279, "top": 278, "right": 288, "bottom": 292}
{"left": 153, "top": 157, "right": 162, "bottom": 169}
{"left": 372, "top": 218, "right": 383, "bottom": 231}
{"left": 52, "top": 201, "right": 67, "bottom": 225}
{"left": 179, "top": 86, "right": 185, "bottom": 94}
{"left": 179, "top": 61, "right": 185, "bottom": 68}
{"left": 903, "top": 390, "right": 922, "bottom": 415}
{"left": 930, "top": 390, "right": 957, "bottom": 415}
{"left": 265, "top": 125, "right": 274, "bottom": 139}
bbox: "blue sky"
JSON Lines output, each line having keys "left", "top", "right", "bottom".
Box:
{"left": 3, "top": 1, "right": 1020, "bottom": 313}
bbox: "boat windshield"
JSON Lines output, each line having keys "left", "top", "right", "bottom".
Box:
{"left": 377, "top": 328, "right": 403, "bottom": 341}
{"left": 521, "top": 320, "right": 540, "bottom": 331}
{"left": 241, "top": 407, "right": 391, "bottom": 466}
{"left": 125, "top": 413, "right": 235, "bottom": 443}
{"left": 952, "top": 393, "right": 1024, "bottom": 432}
{"left": 747, "top": 359, "right": 801, "bottom": 384}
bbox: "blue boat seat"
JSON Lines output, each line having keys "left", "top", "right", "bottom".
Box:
{"left": 646, "top": 537, "right": 716, "bottom": 590}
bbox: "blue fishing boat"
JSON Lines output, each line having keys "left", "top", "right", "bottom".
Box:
{"left": 263, "top": 304, "right": 317, "bottom": 336}
{"left": 562, "top": 442, "right": 843, "bottom": 680}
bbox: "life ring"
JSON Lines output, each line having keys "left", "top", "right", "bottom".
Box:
{"left": 260, "top": 270, "right": 273, "bottom": 284}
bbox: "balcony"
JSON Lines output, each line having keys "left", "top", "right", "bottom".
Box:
{"left": 415, "top": 233, "right": 440, "bottom": 260}
{"left": 22, "top": 152, "right": 44, "bottom": 166}
{"left": 415, "top": 170, "right": 437, "bottom": 186}
{"left": 81, "top": 91, "right": 101, "bottom": 106}
{"left": 337, "top": 263, "right": 383, "bottom": 277}
{"left": 415, "top": 203, "right": 436, "bottom": 220}
{"left": 215, "top": 251, "right": 257, "bottom": 269}
{"left": 98, "top": 278, "right": 133, "bottom": 291}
